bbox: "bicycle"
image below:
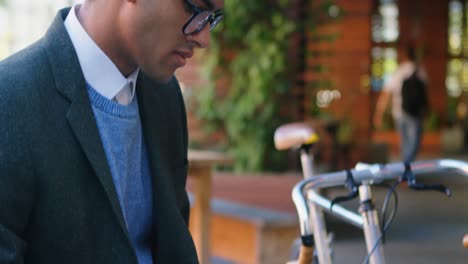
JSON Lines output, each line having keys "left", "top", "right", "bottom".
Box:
{"left": 274, "top": 122, "right": 468, "bottom": 264}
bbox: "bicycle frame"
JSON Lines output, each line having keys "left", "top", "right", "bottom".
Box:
{"left": 292, "top": 159, "right": 468, "bottom": 264}
{"left": 299, "top": 147, "right": 332, "bottom": 264}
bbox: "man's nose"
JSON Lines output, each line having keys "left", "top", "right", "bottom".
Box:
{"left": 187, "top": 25, "right": 211, "bottom": 48}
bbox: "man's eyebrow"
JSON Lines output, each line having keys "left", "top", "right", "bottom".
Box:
{"left": 201, "top": 0, "right": 215, "bottom": 10}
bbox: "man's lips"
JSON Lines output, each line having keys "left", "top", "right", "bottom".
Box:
{"left": 173, "top": 50, "right": 193, "bottom": 67}
{"left": 174, "top": 50, "right": 193, "bottom": 59}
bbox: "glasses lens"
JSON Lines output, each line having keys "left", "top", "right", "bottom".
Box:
{"left": 209, "top": 15, "right": 224, "bottom": 31}
{"left": 184, "top": 11, "right": 211, "bottom": 35}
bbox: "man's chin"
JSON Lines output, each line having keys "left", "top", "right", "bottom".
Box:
{"left": 143, "top": 69, "right": 175, "bottom": 84}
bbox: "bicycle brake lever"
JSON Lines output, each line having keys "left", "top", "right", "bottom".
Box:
{"left": 408, "top": 182, "right": 452, "bottom": 197}
{"left": 330, "top": 189, "right": 358, "bottom": 209}
{"left": 330, "top": 170, "right": 359, "bottom": 209}
{"left": 402, "top": 162, "right": 452, "bottom": 197}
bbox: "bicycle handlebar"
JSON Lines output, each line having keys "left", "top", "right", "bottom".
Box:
{"left": 292, "top": 159, "right": 468, "bottom": 236}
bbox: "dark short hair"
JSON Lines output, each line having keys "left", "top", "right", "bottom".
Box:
{"left": 407, "top": 46, "right": 416, "bottom": 62}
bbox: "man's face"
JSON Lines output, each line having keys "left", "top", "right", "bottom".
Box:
{"left": 121, "top": 0, "right": 224, "bottom": 82}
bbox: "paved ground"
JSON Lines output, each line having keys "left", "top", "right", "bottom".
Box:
{"left": 191, "top": 154, "right": 468, "bottom": 263}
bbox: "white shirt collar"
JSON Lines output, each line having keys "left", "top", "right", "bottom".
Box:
{"left": 64, "top": 4, "right": 139, "bottom": 102}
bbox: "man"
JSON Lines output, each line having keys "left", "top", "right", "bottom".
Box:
{"left": 374, "top": 47, "right": 428, "bottom": 162}
{"left": 0, "top": 0, "right": 223, "bottom": 263}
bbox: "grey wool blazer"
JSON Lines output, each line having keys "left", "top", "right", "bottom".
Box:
{"left": 0, "top": 8, "right": 198, "bottom": 264}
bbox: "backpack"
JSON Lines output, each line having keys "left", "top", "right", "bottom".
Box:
{"left": 401, "top": 69, "right": 428, "bottom": 117}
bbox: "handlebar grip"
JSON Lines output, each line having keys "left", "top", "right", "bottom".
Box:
{"left": 297, "top": 245, "right": 314, "bottom": 264}
{"left": 464, "top": 234, "right": 468, "bottom": 248}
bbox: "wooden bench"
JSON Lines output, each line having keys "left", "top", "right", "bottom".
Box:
{"left": 189, "top": 195, "right": 299, "bottom": 264}
{"left": 188, "top": 150, "right": 233, "bottom": 264}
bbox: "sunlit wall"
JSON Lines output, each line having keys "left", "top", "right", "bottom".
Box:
{"left": 0, "top": 0, "right": 81, "bottom": 60}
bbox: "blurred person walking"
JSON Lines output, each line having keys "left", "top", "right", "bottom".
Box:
{"left": 0, "top": 0, "right": 223, "bottom": 263}
{"left": 374, "top": 46, "right": 429, "bottom": 162}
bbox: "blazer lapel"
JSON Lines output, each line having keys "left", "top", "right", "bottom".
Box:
{"left": 136, "top": 74, "right": 173, "bottom": 207}
{"left": 137, "top": 74, "right": 197, "bottom": 262}
{"left": 42, "top": 9, "right": 130, "bottom": 240}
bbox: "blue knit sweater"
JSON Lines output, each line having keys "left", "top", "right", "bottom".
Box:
{"left": 87, "top": 84, "right": 154, "bottom": 264}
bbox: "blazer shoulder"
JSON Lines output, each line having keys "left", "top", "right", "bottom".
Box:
{"left": 0, "top": 39, "right": 54, "bottom": 104}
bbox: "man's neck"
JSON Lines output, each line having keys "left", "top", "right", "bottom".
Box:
{"left": 76, "top": 3, "right": 137, "bottom": 77}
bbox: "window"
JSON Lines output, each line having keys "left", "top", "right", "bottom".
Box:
{"left": 372, "top": 0, "right": 399, "bottom": 43}
{"left": 447, "top": 0, "right": 468, "bottom": 122}
{"left": 371, "top": 47, "right": 398, "bottom": 91}
{"left": 371, "top": 0, "right": 399, "bottom": 92}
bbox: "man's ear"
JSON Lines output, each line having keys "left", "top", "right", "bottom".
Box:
{"left": 212, "top": 0, "right": 224, "bottom": 9}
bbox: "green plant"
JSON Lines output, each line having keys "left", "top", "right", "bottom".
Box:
{"left": 196, "top": 0, "right": 341, "bottom": 171}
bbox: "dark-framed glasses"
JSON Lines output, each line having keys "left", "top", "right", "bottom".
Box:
{"left": 182, "top": 0, "right": 224, "bottom": 35}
